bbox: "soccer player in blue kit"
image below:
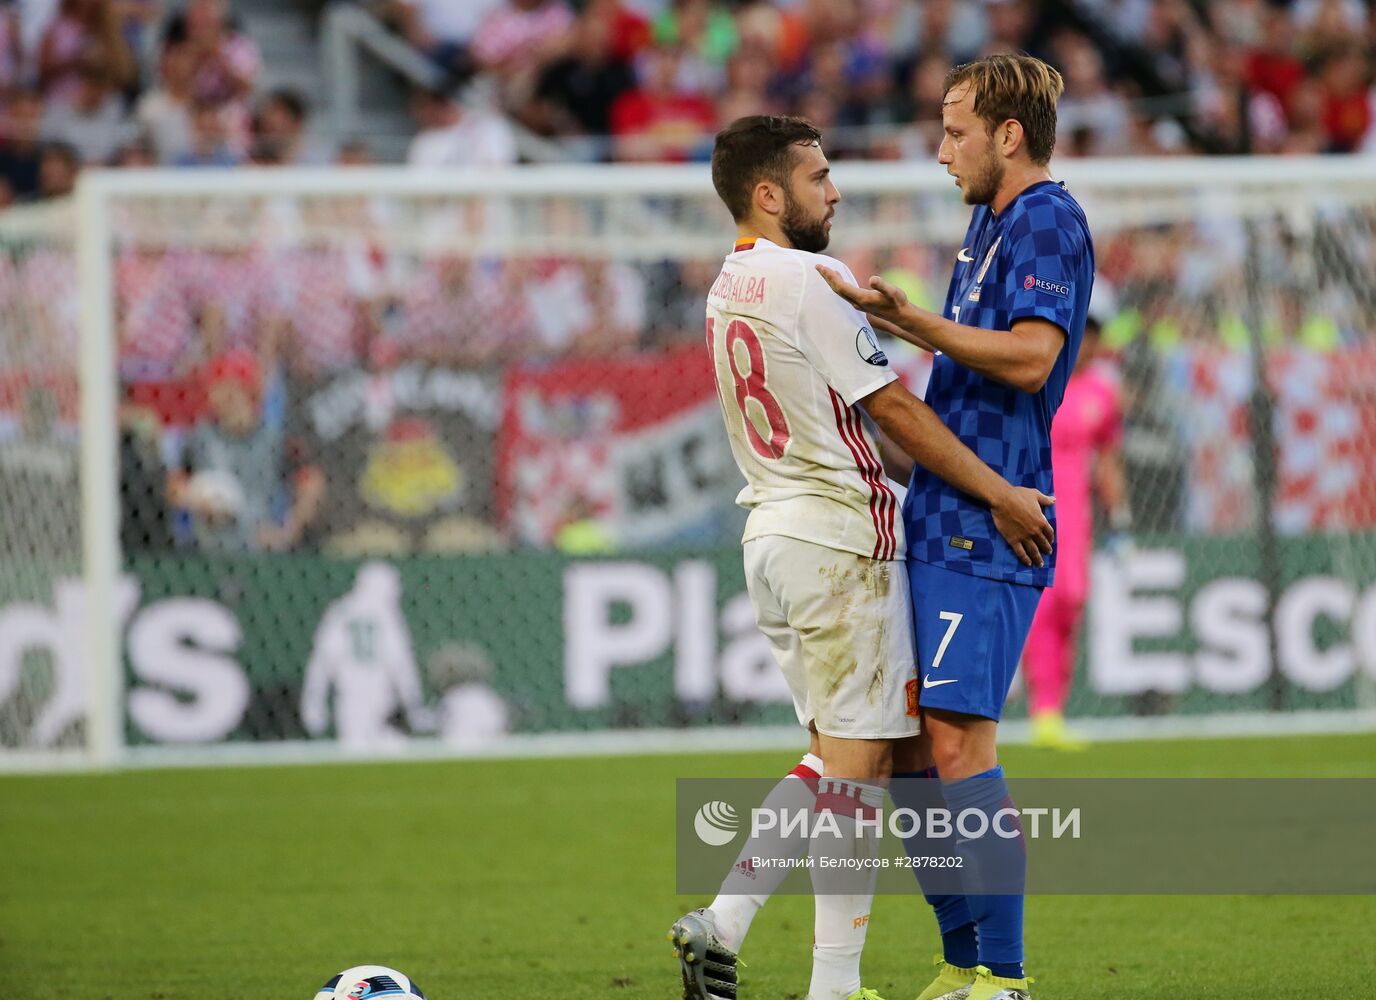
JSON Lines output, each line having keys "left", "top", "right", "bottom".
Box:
{"left": 820, "top": 54, "right": 1094, "bottom": 1000}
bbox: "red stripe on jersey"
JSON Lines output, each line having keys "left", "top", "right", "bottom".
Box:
{"left": 829, "top": 388, "right": 890, "bottom": 560}
{"left": 788, "top": 763, "right": 821, "bottom": 796}
{"left": 733, "top": 238, "right": 757, "bottom": 252}
{"left": 847, "top": 403, "right": 898, "bottom": 560}
{"left": 838, "top": 390, "right": 897, "bottom": 559}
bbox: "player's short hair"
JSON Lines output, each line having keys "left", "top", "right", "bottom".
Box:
{"left": 711, "top": 115, "right": 823, "bottom": 223}
{"left": 943, "top": 54, "right": 1064, "bottom": 166}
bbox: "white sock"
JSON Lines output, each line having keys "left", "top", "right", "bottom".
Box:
{"left": 807, "top": 777, "right": 884, "bottom": 1000}
{"left": 708, "top": 753, "right": 823, "bottom": 952}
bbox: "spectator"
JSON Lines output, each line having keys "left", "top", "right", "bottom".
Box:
{"left": 1295, "top": 0, "right": 1368, "bottom": 54}
{"left": 1055, "top": 31, "right": 1133, "bottom": 155}
{"left": 1196, "top": 42, "right": 1289, "bottom": 153}
{"left": 0, "top": 3, "right": 23, "bottom": 95}
{"left": 38, "top": 0, "right": 136, "bottom": 106}
{"left": 163, "top": 0, "right": 260, "bottom": 153}
{"left": 171, "top": 351, "right": 290, "bottom": 553}
{"left": 907, "top": 0, "right": 987, "bottom": 64}
{"left": 273, "top": 245, "right": 367, "bottom": 378}
{"left": 470, "top": 0, "right": 575, "bottom": 100}
{"left": 651, "top": 0, "right": 738, "bottom": 74}
{"left": 1245, "top": 7, "right": 1306, "bottom": 117}
{"left": 1138, "top": 0, "right": 1199, "bottom": 92}
{"left": 116, "top": 241, "right": 197, "bottom": 380}
{"left": 0, "top": 90, "right": 46, "bottom": 200}
{"left": 527, "top": 1, "right": 639, "bottom": 139}
{"left": 406, "top": 87, "right": 517, "bottom": 167}
{"left": 734, "top": 0, "right": 809, "bottom": 75}
{"left": 39, "top": 56, "right": 132, "bottom": 163}
{"left": 112, "top": 135, "right": 155, "bottom": 166}
{"left": 36, "top": 140, "right": 77, "bottom": 197}
{"left": 839, "top": 45, "right": 907, "bottom": 136}
{"left": 522, "top": 257, "right": 645, "bottom": 355}
{"left": 111, "top": 0, "right": 163, "bottom": 72}
{"left": 401, "top": 254, "right": 530, "bottom": 366}
{"left": 185, "top": 245, "right": 280, "bottom": 360}
{"left": 253, "top": 88, "right": 331, "bottom": 165}
{"left": 592, "top": 0, "right": 652, "bottom": 63}
{"left": 1280, "top": 79, "right": 1333, "bottom": 153}
{"left": 982, "top": 0, "right": 1038, "bottom": 56}
{"left": 643, "top": 256, "right": 719, "bottom": 348}
{"left": 1318, "top": 45, "right": 1372, "bottom": 152}
{"left": 609, "top": 45, "right": 714, "bottom": 161}
{"left": 380, "top": 0, "right": 503, "bottom": 79}
{"left": 118, "top": 401, "right": 174, "bottom": 553}
{"left": 166, "top": 0, "right": 260, "bottom": 106}
{"left": 336, "top": 138, "right": 374, "bottom": 166}
{"left": 135, "top": 39, "right": 195, "bottom": 163}
{"left": 173, "top": 97, "right": 241, "bottom": 167}
{"left": 890, "top": 53, "right": 955, "bottom": 153}
{"left": 0, "top": 388, "right": 79, "bottom": 560}
{"left": 714, "top": 44, "right": 783, "bottom": 127}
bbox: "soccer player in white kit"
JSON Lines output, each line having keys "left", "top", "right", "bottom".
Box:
{"left": 671, "top": 116, "right": 1054, "bottom": 1000}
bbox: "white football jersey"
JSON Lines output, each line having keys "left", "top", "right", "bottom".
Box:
{"left": 706, "top": 237, "right": 904, "bottom": 561}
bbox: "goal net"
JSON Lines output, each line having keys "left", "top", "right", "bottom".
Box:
{"left": 0, "top": 200, "right": 83, "bottom": 761}
{"left": 2, "top": 159, "right": 1375, "bottom": 768}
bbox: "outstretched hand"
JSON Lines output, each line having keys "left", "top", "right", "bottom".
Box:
{"left": 816, "top": 266, "right": 910, "bottom": 325}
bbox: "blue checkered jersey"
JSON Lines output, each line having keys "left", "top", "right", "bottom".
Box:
{"left": 905, "top": 180, "right": 1095, "bottom": 587}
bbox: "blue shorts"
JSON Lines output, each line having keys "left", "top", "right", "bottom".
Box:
{"left": 908, "top": 560, "right": 1043, "bottom": 721}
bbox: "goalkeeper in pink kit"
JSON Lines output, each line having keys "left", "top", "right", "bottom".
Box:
{"left": 1022, "top": 312, "right": 1131, "bottom": 749}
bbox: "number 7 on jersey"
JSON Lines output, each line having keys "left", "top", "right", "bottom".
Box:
{"left": 931, "top": 611, "right": 963, "bottom": 670}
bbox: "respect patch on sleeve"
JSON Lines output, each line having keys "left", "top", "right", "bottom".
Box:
{"left": 1022, "top": 274, "right": 1071, "bottom": 298}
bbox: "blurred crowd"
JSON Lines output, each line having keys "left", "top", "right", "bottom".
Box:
{"left": 0, "top": 0, "right": 1368, "bottom": 204}
{"left": 381, "top": 0, "right": 1376, "bottom": 163}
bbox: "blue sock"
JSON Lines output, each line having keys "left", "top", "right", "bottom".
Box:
{"left": 942, "top": 765, "right": 1025, "bottom": 979}
{"left": 890, "top": 768, "right": 977, "bottom": 968}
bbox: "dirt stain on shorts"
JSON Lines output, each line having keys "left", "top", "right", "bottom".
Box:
{"left": 810, "top": 557, "right": 893, "bottom": 705}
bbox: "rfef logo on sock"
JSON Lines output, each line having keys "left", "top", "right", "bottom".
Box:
{"left": 694, "top": 800, "right": 740, "bottom": 846}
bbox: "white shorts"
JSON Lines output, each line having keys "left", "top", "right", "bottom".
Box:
{"left": 743, "top": 534, "right": 919, "bottom": 740}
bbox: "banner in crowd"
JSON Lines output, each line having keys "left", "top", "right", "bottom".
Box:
{"left": 1177, "top": 344, "right": 1376, "bottom": 531}
{"left": 2, "top": 538, "right": 1375, "bottom": 751}
{"left": 495, "top": 343, "right": 739, "bottom": 548}
{"left": 289, "top": 364, "right": 503, "bottom": 555}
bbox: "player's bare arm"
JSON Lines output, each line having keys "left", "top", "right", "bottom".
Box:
{"left": 873, "top": 424, "right": 915, "bottom": 483}
{"left": 818, "top": 266, "right": 1064, "bottom": 393}
{"left": 868, "top": 313, "right": 938, "bottom": 353}
{"left": 860, "top": 380, "right": 1055, "bottom": 567}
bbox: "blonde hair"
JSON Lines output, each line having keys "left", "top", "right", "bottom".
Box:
{"left": 943, "top": 54, "right": 1065, "bottom": 165}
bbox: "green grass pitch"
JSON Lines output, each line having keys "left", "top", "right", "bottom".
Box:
{"left": 2, "top": 732, "right": 1374, "bottom": 999}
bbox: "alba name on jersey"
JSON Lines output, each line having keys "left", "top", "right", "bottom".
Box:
{"left": 707, "top": 237, "right": 903, "bottom": 562}
{"left": 907, "top": 180, "right": 1095, "bottom": 587}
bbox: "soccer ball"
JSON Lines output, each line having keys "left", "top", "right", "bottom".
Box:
{"left": 315, "top": 966, "right": 427, "bottom": 999}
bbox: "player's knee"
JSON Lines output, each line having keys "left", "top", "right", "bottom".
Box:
{"left": 927, "top": 728, "right": 992, "bottom": 779}
{"left": 854, "top": 745, "right": 895, "bottom": 784}
{"left": 929, "top": 738, "right": 970, "bottom": 778}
